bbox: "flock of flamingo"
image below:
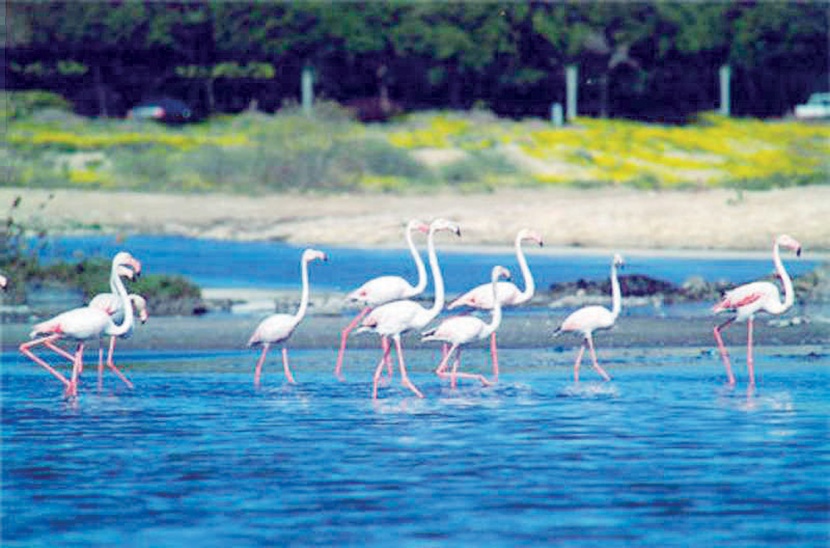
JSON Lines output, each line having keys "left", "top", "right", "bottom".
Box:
{"left": 9, "top": 219, "right": 803, "bottom": 400}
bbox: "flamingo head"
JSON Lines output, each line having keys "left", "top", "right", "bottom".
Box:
{"left": 613, "top": 253, "right": 625, "bottom": 268}
{"left": 130, "top": 294, "right": 149, "bottom": 323}
{"left": 302, "top": 248, "right": 328, "bottom": 264}
{"left": 430, "top": 218, "right": 461, "bottom": 237}
{"left": 776, "top": 234, "right": 802, "bottom": 257}
{"left": 113, "top": 251, "right": 142, "bottom": 279}
{"left": 0, "top": 274, "right": 7, "bottom": 290}
{"left": 493, "top": 265, "right": 511, "bottom": 281}
{"left": 407, "top": 219, "right": 430, "bottom": 235}
{"left": 518, "top": 228, "right": 544, "bottom": 247}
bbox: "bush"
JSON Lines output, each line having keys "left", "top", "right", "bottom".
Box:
{"left": 2, "top": 91, "right": 72, "bottom": 121}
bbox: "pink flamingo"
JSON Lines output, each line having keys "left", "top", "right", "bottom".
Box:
{"left": 712, "top": 234, "right": 802, "bottom": 388}
{"left": 19, "top": 252, "right": 141, "bottom": 397}
{"left": 423, "top": 265, "right": 511, "bottom": 390}
{"left": 248, "top": 248, "right": 327, "bottom": 387}
{"left": 448, "top": 228, "right": 543, "bottom": 381}
{"left": 356, "top": 218, "right": 461, "bottom": 399}
{"left": 89, "top": 292, "right": 149, "bottom": 390}
{"left": 334, "top": 219, "right": 430, "bottom": 380}
{"left": 553, "top": 254, "right": 624, "bottom": 383}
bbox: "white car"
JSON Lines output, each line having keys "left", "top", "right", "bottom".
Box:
{"left": 794, "top": 93, "right": 830, "bottom": 120}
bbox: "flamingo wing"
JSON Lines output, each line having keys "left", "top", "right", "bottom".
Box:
{"left": 362, "top": 300, "right": 425, "bottom": 336}
{"left": 248, "top": 314, "right": 299, "bottom": 346}
{"left": 422, "top": 315, "right": 486, "bottom": 345}
{"left": 348, "top": 275, "right": 418, "bottom": 307}
{"left": 31, "top": 307, "right": 112, "bottom": 340}
{"left": 713, "top": 281, "right": 777, "bottom": 314}
{"left": 449, "top": 281, "right": 522, "bottom": 310}
{"left": 558, "top": 305, "right": 615, "bottom": 335}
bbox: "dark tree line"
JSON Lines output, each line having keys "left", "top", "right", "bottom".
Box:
{"left": 4, "top": 1, "right": 828, "bottom": 121}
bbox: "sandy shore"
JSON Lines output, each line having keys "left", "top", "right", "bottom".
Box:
{"left": 5, "top": 186, "right": 830, "bottom": 251}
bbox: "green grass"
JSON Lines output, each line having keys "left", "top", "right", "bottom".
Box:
{"left": 3, "top": 91, "right": 829, "bottom": 193}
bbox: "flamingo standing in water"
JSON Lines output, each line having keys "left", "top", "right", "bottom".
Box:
{"left": 712, "top": 234, "right": 802, "bottom": 388}
{"left": 248, "top": 248, "right": 327, "bottom": 387}
{"left": 554, "top": 254, "right": 624, "bottom": 383}
{"left": 334, "top": 219, "right": 430, "bottom": 380}
{"left": 356, "top": 218, "right": 461, "bottom": 399}
{"left": 448, "top": 228, "right": 543, "bottom": 382}
{"left": 89, "top": 292, "right": 149, "bottom": 390}
{"left": 19, "top": 252, "right": 141, "bottom": 397}
{"left": 423, "top": 265, "right": 511, "bottom": 390}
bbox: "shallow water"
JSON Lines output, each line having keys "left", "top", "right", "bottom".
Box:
{"left": 3, "top": 348, "right": 828, "bottom": 546}
{"left": 35, "top": 235, "right": 823, "bottom": 292}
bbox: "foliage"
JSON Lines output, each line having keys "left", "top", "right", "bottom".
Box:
{"left": 0, "top": 194, "right": 203, "bottom": 314}
{"left": 6, "top": 2, "right": 828, "bottom": 119}
{"left": 2, "top": 90, "right": 72, "bottom": 122}
{"left": 4, "top": 94, "right": 829, "bottom": 192}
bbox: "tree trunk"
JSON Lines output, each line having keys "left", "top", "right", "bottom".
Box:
{"left": 94, "top": 64, "right": 108, "bottom": 118}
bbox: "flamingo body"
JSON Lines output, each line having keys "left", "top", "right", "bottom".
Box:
{"left": 357, "top": 218, "right": 460, "bottom": 399}
{"left": 248, "top": 314, "right": 300, "bottom": 346}
{"left": 449, "top": 281, "right": 526, "bottom": 310}
{"left": 335, "top": 220, "right": 430, "bottom": 379}
{"left": 422, "top": 315, "right": 490, "bottom": 346}
{"left": 31, "top": 307, "right": 112, "bottom": 341}
{"left": 712, "top": 234, "right": 802, "bottom": 389}
{"left": 554, "top": 254, "right": 624, "bottom": 383}
{"left": 249, "top": 248, "right": 326, "bottom": 386}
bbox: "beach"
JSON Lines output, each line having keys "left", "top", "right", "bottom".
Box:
{"left": 5, "top": 186, "right": 830, "bottom": 251}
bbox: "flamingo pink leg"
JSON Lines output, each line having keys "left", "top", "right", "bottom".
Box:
{"left": 67, "top": 343, "right": 84, "bottom": 397}
{"left": 434, "top": 343, "right": 456, "bottom": 376}
{"left": 746, "top": 317, "right": 755, "bottom": 387}
{"left": 372, "top": 336, "right": 392, "bottom": 399}
{"left": 439, "top": 347, "right": 493, "bottom": 389}
{"left": 254, "top": 343, "right": 270, "bottom": 387}
{"left": 335, "top": 306, "right": 371, "bottom": 380}
{"left": 573, "top": 344, "right": 586, "bottom": 383}
{"left": 490, "top": 332, "right": 499, "bottom": 383}
{"left": 98, "top": 345, "right": 105, "bottom": 391}
{"left": 586, "top": 336, "right": 611, "bottom": 381}
{"left": 104, "top": 336, "right": 134, "bottom": 389}
{"left": 282, "top": 346, "right": 296, "bottom": 384}
{"left": 19, "top": 335, "right": 74, "bottom": 391}
{"left": 713, "top": 318, "right": 736, "bottom": 385}
{"left": 393, "top": 336, "right": 424, "bottom": 398}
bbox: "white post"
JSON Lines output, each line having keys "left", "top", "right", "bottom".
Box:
{"left": 566, "top": 65, "right": 578, "bottom": 122}
{"left": 302, "top": 65, "right": 314, "bottom": 116}
{"left": 719, "top": 65, "right": 731, "bottom": 117}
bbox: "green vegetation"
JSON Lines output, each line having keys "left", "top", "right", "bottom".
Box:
{"left": 4, "top": 92, "right": 828, "bottom": 193}
{"left": 0, "top": 194, "right": 204, "bottom": 315}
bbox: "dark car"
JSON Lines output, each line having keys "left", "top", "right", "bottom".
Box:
{"left": 127, "top": 97, "right": 195, "bottom": 124}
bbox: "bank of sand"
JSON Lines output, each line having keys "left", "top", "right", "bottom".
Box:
{"left": 5, "top": 186, "right": 830, "bottom": 251}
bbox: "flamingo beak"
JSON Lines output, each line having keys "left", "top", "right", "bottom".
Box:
{"left": 796, "top": 246, "right": 802, "bottom": 257}
{"left": 140, "top": 310, "right": 149, "bottom": 323}
{"left": 130, "top": 258, "right": 142, "bottom": 279}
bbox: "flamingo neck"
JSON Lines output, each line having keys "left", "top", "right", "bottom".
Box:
{"left": 105, "top": 262, "right": 134, "bottom": 337}
{"left": 514, "top": 235, "right": 535, "bottom": 303}
{"left": 610, "top": 262, "right": 622, "bottom": 319}
{"left": 407, "top": 225, "right": 428, "bottom": 296}
{"left": 483, "top": 270, "right": 503, "bottom": 338}
{"left": 770, "top": 239, "right": 795, "bottom": 314}
{"left": 294, "top": 257, "right": 312, "bottom": 323}
{"left": 425, "top": 226, "right": 445, "bottom": 318}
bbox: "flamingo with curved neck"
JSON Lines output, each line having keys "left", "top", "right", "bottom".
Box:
{"left": 553, "top": 254, "right": 624, "bottom": 382}
{"left": 423, "top": 265, "right": 512, "bottom": 390}
{"left": 448, "top": 228, "right": 543, "bottom": 381}
{"left": 357, "top": 218, "right": 461, "bottom": 399}
{"left": 334, "top": 220, "right": 430, "bottom": 380}
{"left": 89, "top": 291, "right": 149, "bottom": 390}
{"left": 712, "top": 234, "right": 802, "bottom": 389}
{"left": 248, "top": 248, "right": 327, "bottom": 386}
{"left": 19, "top": 251, "right": 140, "bottom": 397}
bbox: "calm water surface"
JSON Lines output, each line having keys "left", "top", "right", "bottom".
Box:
{"left": 2, "top": 349, "right": 828, "bottom": 546}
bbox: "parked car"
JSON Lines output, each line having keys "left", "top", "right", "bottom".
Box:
{"left": 794, "top": 92, "right": 830, "bottom": 120}
{"left": 127, "top": 97, "right": 195, "bottom": 124}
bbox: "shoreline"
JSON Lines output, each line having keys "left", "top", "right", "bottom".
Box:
{"left": 5, "top": 186, "right": 830, "bottom": 252}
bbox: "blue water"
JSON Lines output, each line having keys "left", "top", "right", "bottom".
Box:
{"left": 2, "top": 348, "right": 829, "bottom": 546}
{"left": 33, "top": 235, "right": 823, "bottom": 292}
